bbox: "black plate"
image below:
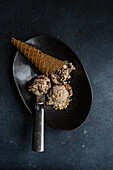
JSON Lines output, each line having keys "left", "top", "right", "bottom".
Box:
{"left": 13, "top": 35, "right": 92, "bottom": 130}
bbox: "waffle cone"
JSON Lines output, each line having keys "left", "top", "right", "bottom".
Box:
{"left": 11, "top": 38, "right": 65, "bottom": 76}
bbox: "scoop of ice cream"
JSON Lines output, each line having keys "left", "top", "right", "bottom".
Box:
{"left": 50, "top": 85, "right": 69, "bottom": 103}
{"left": 29, "top": 75, "right": 51, "bottom": 96}
{"left": 51, "top": 62, "right": 75, "bottom": 85}
{"left": 47, "top": 85, "right": 72, "bottom": 110}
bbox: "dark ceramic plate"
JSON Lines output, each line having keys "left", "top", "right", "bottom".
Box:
{"left": 13, "top": 35, "right": 92, "bottom": 130}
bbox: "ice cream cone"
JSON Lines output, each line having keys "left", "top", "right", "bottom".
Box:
{"left": 11, "top": 38, "right": 65, "bottom": 76}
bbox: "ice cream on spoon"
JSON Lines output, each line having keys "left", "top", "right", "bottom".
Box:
{"left": 29, "top": 75, "right": 51, "bottom": 96}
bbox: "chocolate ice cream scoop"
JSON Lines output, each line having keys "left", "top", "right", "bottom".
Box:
{"left": 51, "top": 62, "right": 75, "bottom": 84}
{"left": 29, "top": 75, "right": 51, "bottom": 96}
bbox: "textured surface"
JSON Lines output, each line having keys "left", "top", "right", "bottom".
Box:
{"left": 0, "top": 0, "right": 113, "bottom": 169}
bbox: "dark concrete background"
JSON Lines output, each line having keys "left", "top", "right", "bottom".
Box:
{"left": 0, "top": 0, "right": 113, "bottom": 169}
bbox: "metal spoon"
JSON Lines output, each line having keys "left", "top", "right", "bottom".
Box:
{"left": 32, "top": 94, "right": 45, "bottom": 152}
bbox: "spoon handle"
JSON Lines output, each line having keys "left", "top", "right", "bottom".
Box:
{"left": 32, "top": 105, "right": 44, "bottom": 152}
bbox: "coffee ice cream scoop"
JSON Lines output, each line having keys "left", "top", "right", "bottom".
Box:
{"left": 47, "top": 85, "right": 72, "bottom": 110}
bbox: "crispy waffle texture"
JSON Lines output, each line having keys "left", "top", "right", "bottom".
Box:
{"left": 11, "top": 38, "right": 65, "bottom": 76}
